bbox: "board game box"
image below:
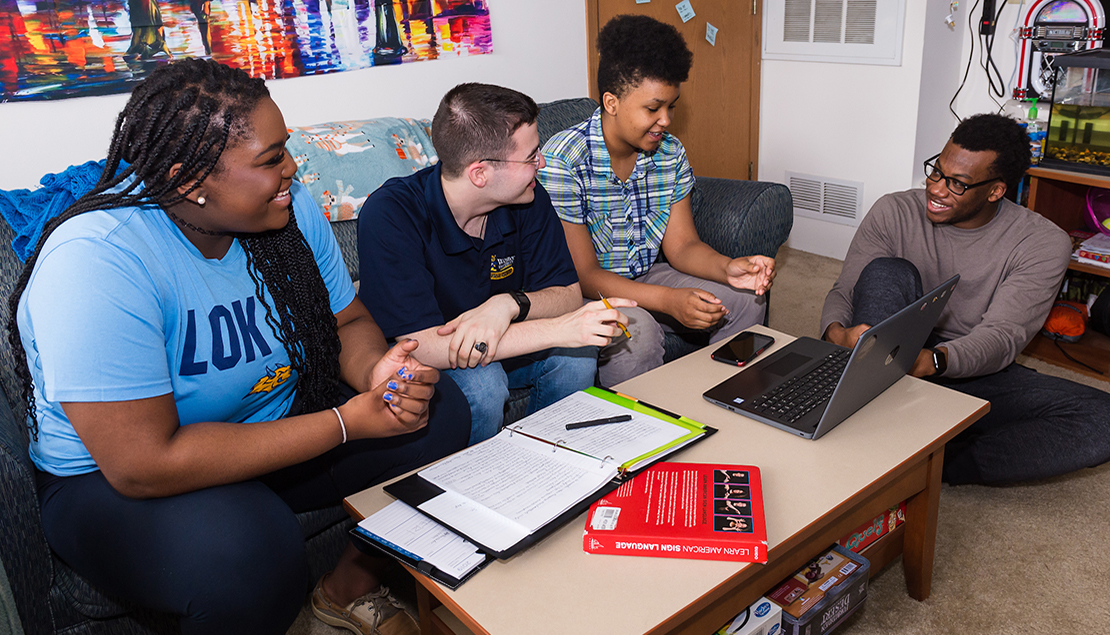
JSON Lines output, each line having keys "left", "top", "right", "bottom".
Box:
{"left": 768, "top": 544, "right": 869, "bottom": 635}
{"left": 838, "top": 501, "right": 905, "bottom": 553}
{"left": 715, "top": 596, "right": 782, "bottom": 635}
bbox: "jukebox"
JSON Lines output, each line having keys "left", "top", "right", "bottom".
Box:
{"left": 1014, "top": 0, "right": 1106, "bottom": 101}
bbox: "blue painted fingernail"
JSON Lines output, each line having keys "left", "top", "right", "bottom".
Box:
{"left": 384, "top": 393, "right": 394, "bottom": 402}
{"left": 387, "top": 381, "right": 399, "bottom": 391}
{"left": 397, "top": 366, "right": 407, "bottom": 377}
{"left": 405, "top": 372, "right": 414, "bottom": 381}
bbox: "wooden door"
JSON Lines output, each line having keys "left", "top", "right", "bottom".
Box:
{"left": 586, "top": 0, "right": 762, "bottom": 180}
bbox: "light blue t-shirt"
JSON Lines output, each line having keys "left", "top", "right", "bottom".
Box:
{"left": 18, "top": 181, "right": 356, "bottom": 476}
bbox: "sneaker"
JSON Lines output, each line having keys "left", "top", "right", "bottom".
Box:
{"left": 311, "top": 576, "right": 419, "bottom": 635}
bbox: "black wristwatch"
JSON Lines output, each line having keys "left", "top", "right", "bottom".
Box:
{"left": 928, "top": 347, "right": 947, "bottom": 376}
{"left": 508, "top": 289, "right": 530, "bottom": 323}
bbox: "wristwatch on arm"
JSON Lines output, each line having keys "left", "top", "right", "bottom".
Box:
{"left": 927, "top": 347, "right": 947, "bottom": 376}
{"left": 507, "top": 289, "right": 530, "bottom": 323}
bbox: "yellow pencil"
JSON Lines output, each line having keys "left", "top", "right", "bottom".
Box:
{"left": 599, "top": 293, "right": 632, "bottom": 339}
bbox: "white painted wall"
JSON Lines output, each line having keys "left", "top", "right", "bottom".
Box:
{"left": 759, "top": 0, "right": 929, "bottom": 260}
{"left": 0, "top": 0, "right": 589, "bottom": 190}
{"left": 758, "top": 1, "right": 1054, "bottom": 260}
{"left": 951, "top": 2, "right": 1035, "bottom": 120}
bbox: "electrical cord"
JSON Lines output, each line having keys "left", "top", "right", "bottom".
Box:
{"left": 950, "top": 0, "right": 982, "bottom": 121}
{"left": 982, "top": 0, "right": 1009, "bottom": 110}
{"left": 1051, "top": 337, "right": 1106, "bottom": 375}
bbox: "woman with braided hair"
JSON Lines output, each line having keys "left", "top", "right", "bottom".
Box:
{"left": 9, "top": 58, "right": 468, "bottom": 635}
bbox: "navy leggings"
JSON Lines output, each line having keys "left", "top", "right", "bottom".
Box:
{"left": 35, "top": 376, "right": 471, "bottom": 635}
{"left": 853, "top": 258, "right": 1110, "bottom": 485}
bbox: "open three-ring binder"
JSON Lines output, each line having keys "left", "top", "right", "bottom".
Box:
{"left": 375, "top": 386, "right": 715, "bottom": 563}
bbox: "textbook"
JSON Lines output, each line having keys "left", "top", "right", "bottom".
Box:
{"left": 385, "top": 386, "right": 714, "bottom": 559}
{"left": 582, "top": 462, "right": 767, "bottom": 562}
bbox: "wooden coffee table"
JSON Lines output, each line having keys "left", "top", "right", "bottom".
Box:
{"left": 344, "top": 325, "right": 988, "bottom": 635}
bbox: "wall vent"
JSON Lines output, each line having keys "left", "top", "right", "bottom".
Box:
{"left": 763, "top": 0, "right": 904, "bottom": 66}
{"left": 786, "top": 172, "right": 863, "bottom": 227}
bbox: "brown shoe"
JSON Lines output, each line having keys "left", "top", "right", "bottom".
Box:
{"left": 311, "top": 576, "right": 419, "bottom": 635}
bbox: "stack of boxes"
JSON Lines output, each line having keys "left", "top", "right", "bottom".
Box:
{"left": 713, "top": 501, "right": 905, "bottom": 635}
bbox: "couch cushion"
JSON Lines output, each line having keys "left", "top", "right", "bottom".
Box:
{"left": 537, "top": 98, "right": 598, "bottom": 147}
{"left": 287, "top": 118, "right": 438, "bottom": 222}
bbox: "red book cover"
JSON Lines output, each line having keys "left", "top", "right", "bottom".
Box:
{"left": 582, "top": 462, "right": 767, "bottom": 562}
{"left": 1077, "top": 249, "right": 1110, "bottom": 264}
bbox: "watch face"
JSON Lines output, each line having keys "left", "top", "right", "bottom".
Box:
{"left": 932, "top": 349, "right": 945, "bottom": 372}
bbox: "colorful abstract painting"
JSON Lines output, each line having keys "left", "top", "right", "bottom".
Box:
{"left": 0, "top": 0, "right": 492, "bottom": 101}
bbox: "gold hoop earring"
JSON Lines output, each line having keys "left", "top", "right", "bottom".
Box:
{"left": 196, "top": 196, "right": 206, "bottom": 206}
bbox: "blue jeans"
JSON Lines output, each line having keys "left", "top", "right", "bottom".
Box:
{"left": 444, "top": 347, "right": 598, "bottom": 445}
{"left": 852, "top": 258, "right": 1110, "bottom": 485}
{"left": 35, "top": 376, "right": 471, "bottom": 635}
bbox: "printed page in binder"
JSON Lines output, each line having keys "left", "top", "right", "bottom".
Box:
{"left": 404, "top": 389, "right": 707, "bottom": 553}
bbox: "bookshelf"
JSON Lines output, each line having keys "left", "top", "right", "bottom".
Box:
{"left": 1024, "top": 166, "right": 1110, "bottom": 381}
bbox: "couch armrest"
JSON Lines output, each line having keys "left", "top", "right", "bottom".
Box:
{"left": 690, "top": 177, "right": 793, "bottom": 259}
{"left": 0, "top": 388, "right": 54, "bottom": 634}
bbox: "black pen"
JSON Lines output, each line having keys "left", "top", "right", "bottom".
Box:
{"left": 565, "top": 414, "right": 632, "bottom": 430}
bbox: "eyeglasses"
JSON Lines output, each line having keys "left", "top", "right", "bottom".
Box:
{"left": 481, "top": 154, "right": 541, "bottom": 167}
{"left": 922, "top": 154, "right": 1000, "bottom": 196}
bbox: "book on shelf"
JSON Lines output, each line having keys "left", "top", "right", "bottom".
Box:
{"left": 385, "top": 386, "right": 715, "bottom": 559}
{"left": 1074, "top": 252, "right": 1110, "bottom": 269}
{"left": 351, "top": 500, "right": 492, "bottom": 589}
{"left": 582, "top": 462, "right": 767, "bottom": 563}
{"left": 1077, "top": 232, "right": 1110, "bottom": 264}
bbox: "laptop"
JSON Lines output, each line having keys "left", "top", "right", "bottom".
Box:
{"left": 703, "top": 274, "right": 960, "bottom": 440}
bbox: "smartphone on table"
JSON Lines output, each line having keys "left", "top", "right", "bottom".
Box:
{"left": 710, "top": 331, "right": 775, "bottom": 367}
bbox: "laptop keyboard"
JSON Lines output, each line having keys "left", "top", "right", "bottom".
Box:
{"left": 747, "top": 349, "right": 851, "bottom": 424}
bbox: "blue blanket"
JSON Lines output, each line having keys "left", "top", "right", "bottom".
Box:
{"left": 0, "top": 160, "right": 109, "bottom": 263}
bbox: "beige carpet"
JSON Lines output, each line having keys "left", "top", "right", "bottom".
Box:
{"left": 292, "top": 246, "right": 1110, "bottom": 634}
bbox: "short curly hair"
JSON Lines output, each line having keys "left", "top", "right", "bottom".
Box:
{"left": 597, "top": 14, "right": 693, "bottom": 98}
{"left": 950, "top": 113, "right": 1031, "bottom": 192}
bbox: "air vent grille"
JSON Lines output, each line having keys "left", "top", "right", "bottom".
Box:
{"left": 814, "top": 0, "right": 843, "bottom": 43}
{"left": 845, "top": 1, "right": 877, "bottom": 44}
{"left": 786, "top": 172, "right": 863, "bottom": 227}
{"left": 784, "top": 0, "right": 811, "bottom": 42}
{"left": 779, "top": 0, "right": 879, "bottom": 47}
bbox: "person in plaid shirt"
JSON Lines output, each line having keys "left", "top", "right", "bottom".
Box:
{"left": 539, "top": 15, "right": 775, "bottom": 385}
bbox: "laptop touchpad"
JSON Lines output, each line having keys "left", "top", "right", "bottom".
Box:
{"left": 765, "top": 352, "right": 810, "bottom": 376}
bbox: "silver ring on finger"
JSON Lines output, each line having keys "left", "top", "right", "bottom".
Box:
{"left": 474, "top": 341, "right": 488, "bottom": 354}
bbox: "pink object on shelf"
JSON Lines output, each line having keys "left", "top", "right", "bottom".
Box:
{"left": 1085, "top": 187, "right": 1110, "bottom": 236}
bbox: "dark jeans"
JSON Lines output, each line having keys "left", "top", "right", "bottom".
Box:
{"left": 853, "top": 258, "right": 1110, "bottom": 485}
{"left": 35, "top": 376, "right": 471, "bottom": 635}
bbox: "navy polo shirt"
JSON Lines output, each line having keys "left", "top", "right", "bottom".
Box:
{"left": 357, "top": 163, "right": 579, "bottom": 340}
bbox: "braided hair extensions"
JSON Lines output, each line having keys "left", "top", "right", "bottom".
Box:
{"left": 8, "top": 58, "right": 341, "bottom": 440}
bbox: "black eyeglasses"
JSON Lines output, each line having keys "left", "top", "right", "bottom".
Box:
{"left": 922, "top": 154, "right": 1000, "bottom": 196}
{"left": 481, "top": 155, "right": 541, "bottom": 167}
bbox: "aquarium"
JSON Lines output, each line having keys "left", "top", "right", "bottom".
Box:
{"left": 1043, "top": 49, "right": 1110, "bottom": 176}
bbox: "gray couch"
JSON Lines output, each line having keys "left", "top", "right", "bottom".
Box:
{"left": 0, "top": 97, "right": 792, "bottom": 634}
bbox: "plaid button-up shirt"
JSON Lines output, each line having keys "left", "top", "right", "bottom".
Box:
{"left": 538, "top": 108, "right": 695, "bottom": 279}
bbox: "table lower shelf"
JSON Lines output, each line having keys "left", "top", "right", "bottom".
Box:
{"left": 424, "top": 524, "right": 910, "bottom": 635}
{"left": 1022, "top": 330, "right": 1110, "bottom": 382}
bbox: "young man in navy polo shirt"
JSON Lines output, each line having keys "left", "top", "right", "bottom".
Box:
{"left": 357, "top": 83, "right": 633, "bottom": 444}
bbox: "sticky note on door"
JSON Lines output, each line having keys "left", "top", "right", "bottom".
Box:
{"left": 706, "top": 22, "right": 718, "bottom": 45}
{"left": 675, "top": 0, "right": 695, "bottom": 22}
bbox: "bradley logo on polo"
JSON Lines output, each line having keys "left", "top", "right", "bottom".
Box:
{"left": 490, "top": 254, "right": 515, "bottom": 280}
{"left": 179, "top": 296, "right": 293, "bottom": 396}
